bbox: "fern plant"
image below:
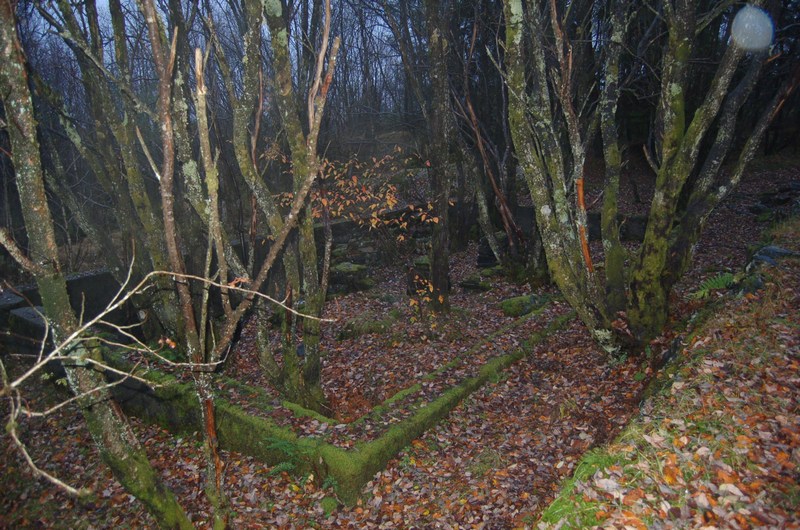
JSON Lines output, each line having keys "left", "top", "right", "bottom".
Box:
{"left": 266, "top": 461, "right": 295, "bottom": 477}
{"left": 693, "top": 272, "right": 736, "bottom": 299}
{"left": 265, "top": 438, "right": 311, "bottom": 476}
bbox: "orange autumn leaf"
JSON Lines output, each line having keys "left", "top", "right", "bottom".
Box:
{"left": 716, "top": 468, "right": 739, "bottom": 483}
{"left": 621, "top": 512, "right": 648, "bottom": 530}
{"left": 623, "top": 488, "right": 646, "bottom": 506}
{"left": 663, "top": 462, "right": 683, "bottom": 485}
{"left": 673, "top": 435, "right": 689, "bottom": 449}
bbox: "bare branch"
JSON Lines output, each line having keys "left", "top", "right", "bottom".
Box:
{"left": 162, "top": 271, "right": 335, "bottom": 323}
{"left": 6, "top": 396, "right": 88, "bottom": 497}
{"left": 307, "top": 0, "right": 332, "bottom": 129}
{"left": 91, "top": 332, "right": 225, "bottom": 371}
{"left": 135, "top": 126, "right": 162, "bottom": 182}
{"left": 0, "top": 229, "right": 47, "bottom": 276}
{"left": 20, "top": 360, "right": 156, "bottom": 418}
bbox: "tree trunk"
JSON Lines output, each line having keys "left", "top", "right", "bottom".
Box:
{"left": 628, "top": 3, "right": 745, "bottom": 341}
{"left": 264, "top": 0, "right": 339, "bottom": 412}
{"left": 40, "top": 0, "right": 182, "bottom": 337}
{"left": 599, "top": 0, "right": 629, "bottom": 315}
{"left": 0, "top": 7, "right": 192, "bottom": 526}
{"left": 424, "top": 0, "right": 452, "bottom": 313}
{"left": 140, "top": 0, "right": 230, "bottom": 523}
{"left": 503, "top": 0, "right": 609, "bottom": 343}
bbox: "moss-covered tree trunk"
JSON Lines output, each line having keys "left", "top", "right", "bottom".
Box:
{"left": 424, "top": 0, "right": 452, "bottom": 313}
{"left": 215, "top": 0, "right": 304, "bottom": 408}
{"left": 627, "top": 2, "right": 748, "bottom": 341}
{"left": 503, "top": 0, "right": 610, "bottom": 346}
{"left": 505, "top": 0, "right": 782, "bottom": 350}
{"left": 38, "top": 0, "right": 182, "bottom": 336}
{"left": 264, "top": 0, "right": 339, "bottom": 413}
{"left": 626, "top": 0, "right": 696, "bottom": 340}
{"left": 599, "top": 0, "right": 629, "bottom": 316}
{"left": 0, "top": 5, "right": 192, "bottom": 526}
{"left": 661, "top": 52, "right": 795, "bottom": 291}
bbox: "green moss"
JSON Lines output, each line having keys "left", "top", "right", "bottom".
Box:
{"left": 499, "top": 294, "right": 549, "bottom": 317}
{"left": 330, "top": 262, "right": 374, "bottom": 293}
{"left": 316, "top": 445, "right": 362, "bottom": 504}
{"left": 413, "top": 255, "right": 430, "bottom": 269}
{"left": 328, "top": 312, "right": 574, "bottom": 504}
{"left": 356, "top": 277, "right": 376, "bottom": 290}
{"left": 459, "top": 272, "right": 493, "bottom": 291}
{"left": 359, "top": 305, "right": 562, "bottom": 424}
{"left": 505, "top": 0, "right": 524, "bottom": 45}
{"left": 215, "top": 400, "right": 320, "bottom": 468}
{"left": 361, "top": 383, "right": 421, "bottom": 421}
{"left": 480, "top": 265, "right": 504, "bottom": 277}
{"left": 103, "top": 349, "right": 324, "bottom": 465}
{"left": 332, "top": 382, "right": 473, "bottom": 504}
{"left": 539, "top": 449, "right": 623, "bottom": 526}
{"left": 331, "top": 261, "right": 367, "bottom": 274}
{"left": 337, "top": 309, "right": 401, "bottom": 340}
{"left": 320, "top": 496, "right": 338, "bottom": 518}
{"left": 101, "top": 447, "right": 194, "bottom": 529}
{"left": 281, "top": 400, "right": 337, "bottom": 424}
{"left": 100, "top": 310, "right": 574, "bottom": 507}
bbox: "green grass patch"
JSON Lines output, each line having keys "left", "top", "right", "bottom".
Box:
{"left": 539, "top": 449, "right": 626, "bottom": 526}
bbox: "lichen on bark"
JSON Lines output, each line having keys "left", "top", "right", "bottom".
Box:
{"left": 0, "top": 3, "right": 192, "bottom": 525}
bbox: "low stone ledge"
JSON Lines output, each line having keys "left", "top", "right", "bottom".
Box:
{"left": 101, "top": 309, "right": 574, "bottom": 504}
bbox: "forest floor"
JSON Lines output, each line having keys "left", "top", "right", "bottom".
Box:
{"left": 1, "top": 154, "right": 799, "bottom": 528}
{"left": 537, "top": 215, "right": 800, "bottom": 529}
